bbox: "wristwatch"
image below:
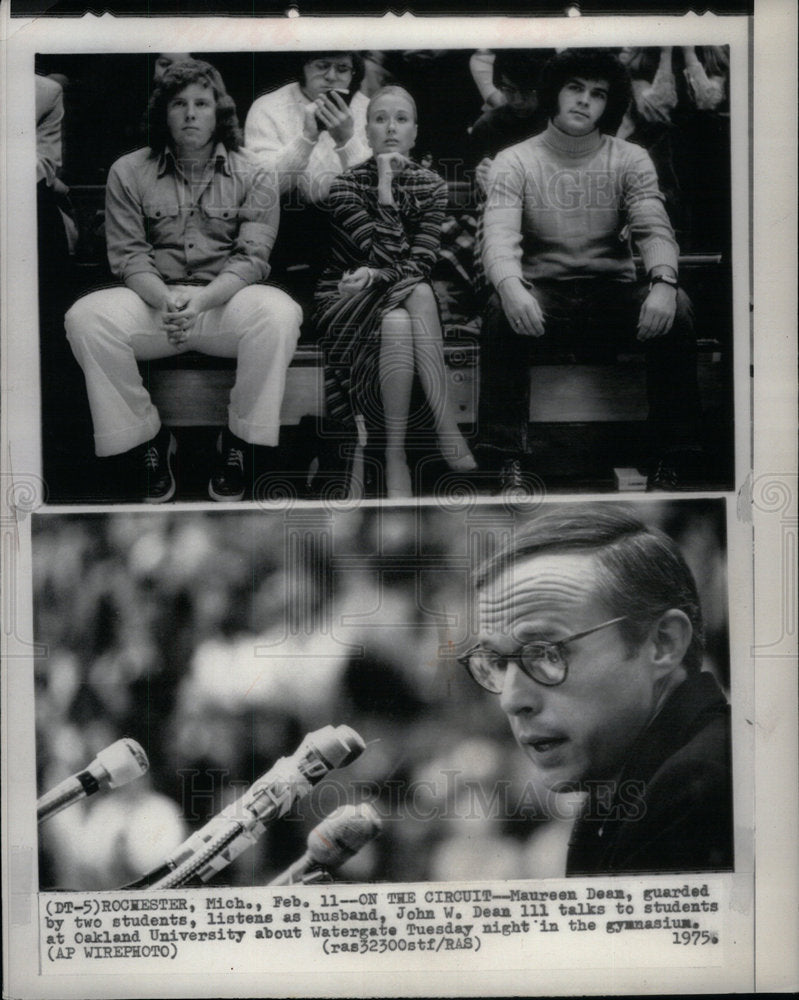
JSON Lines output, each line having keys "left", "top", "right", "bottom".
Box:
{"left": 649, "top": 273, "right": 678, "bottom": 291}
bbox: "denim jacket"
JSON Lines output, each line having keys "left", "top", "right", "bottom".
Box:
{"left": 105, "top": 143, "right": 280, "bottom": 286}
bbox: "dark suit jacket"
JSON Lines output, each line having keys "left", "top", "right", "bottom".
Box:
{"left": 566, "top": 671, "right": 733, "bottom": 876}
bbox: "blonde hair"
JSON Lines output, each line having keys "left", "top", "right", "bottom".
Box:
{"left": 367, "top": 85, "right": 418, "bottom": 122}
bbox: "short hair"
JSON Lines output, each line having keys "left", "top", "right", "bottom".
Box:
{"left": 493, "top": 48, "right": 557, "bottom": 93}
{"left": 475, "top": 504, "right": 705, "bottom": 672}
{"left": 537, "top": 48, "right": 633, "bottom": 135}
{"left": 145, "top": 59, "right": 242, "bottom": 154}
{"left": 293, "top": 51, "right": 365, "bottom": 96}
{"left": 367, "top": 85, "right": 417, "bottom": 123}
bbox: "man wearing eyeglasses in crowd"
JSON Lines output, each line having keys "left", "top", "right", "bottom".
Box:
{"left": 459, "top": 504, "right": 733, "bottom": 875}
{"left": 244, "top": 51, "right": 371, "bottom": 312}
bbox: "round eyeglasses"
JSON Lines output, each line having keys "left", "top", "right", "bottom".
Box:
{"left": 458, "top": 616, "right": 628, "bottom": 693}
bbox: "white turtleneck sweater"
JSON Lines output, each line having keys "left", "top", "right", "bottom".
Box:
{"left": 482, "top": 120, "right": 679, "bottom": 287}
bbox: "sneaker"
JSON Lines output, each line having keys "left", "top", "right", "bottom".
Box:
{"left": 647, "top": 449, "right": 704, "bottom": 492}
{"left": 496, "top": 457, "right": 525, "bottom": 493}
{"left": 208, "top": 429, "right": 247, "bottom": 502}
{"left": 136, "top": 427, "right": 177, "bottom": 504}
{"left": 647, "top": 457, "right": 679, "bottom": 492}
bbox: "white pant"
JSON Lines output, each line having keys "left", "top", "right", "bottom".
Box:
{"left": 65, "top": 284, "right": 302, "bottom": 456}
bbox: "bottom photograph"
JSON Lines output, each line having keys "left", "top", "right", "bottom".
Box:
{"left": 32, "top": 498, "right": 733, "bottom": 891}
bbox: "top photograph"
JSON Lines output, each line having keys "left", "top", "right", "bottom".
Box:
{"left": 35, "top": 45, "right": 737, "bottom": 504}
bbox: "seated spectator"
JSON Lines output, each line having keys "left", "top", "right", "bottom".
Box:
{"left": 64, "top": 59, "right": 301, "bottom": 503}
{"left": 245, "top": 51, "right": 369, "bottom": 204}
{"left": 673, "top": 46, "right": 731, "bottom": 253}
{"left": 469, "top": 50, "right": 503, "bottom": 112}
{"left": 37, "top": 71, "right": 88, "bottom": 492}
{"left": 36, "top": 74, "right": 70, "bottom": 276}
{"left": 615, "top": 45, "right": 731, "bottom": 250}
{"left": 360, "top": 50, "right": 393, "bottom": 98}
{"left": 680, "top": 45, "right": 728, "bottom": 112}
{"left": 429, "top": 49, "right": 554, "bottom": 326}
{"left": 244, "top": 51, "right": 369, "bottom": 311}
{"left": 313, "top": 86, "right": 476, "bottom": 499}
{"left": 470, "top": 48, "right": 554, "bottom": 193}
{"left": 152, "top": 52, "right": 193, "bottom": 83}
{"left": 617, "top": 47, "right": 678, "bottom": 129}
{"left": 615, "top": 47, "right": 683, "bottom": 232}
{"left": 479, "top": 48, "right": 703, "bottom": 492}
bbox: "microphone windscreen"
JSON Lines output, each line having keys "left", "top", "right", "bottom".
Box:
{"left": 306, "top": 803, "right": 382, "bottom": 867}
{"left": 310, "top": 725, "right": 366, "bottom": 770}
{"left": 95, "top": 738, "right": 150, "bottom": 788}
{"left": 330, "top": 725, "right": 366, "bottom": 766}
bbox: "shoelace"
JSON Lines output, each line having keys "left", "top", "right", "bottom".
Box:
{"left": 143, "top": 444, "right": 160, "bottom": 471}
{"left": 224, "top": 447, "right": 244, "bottom": 472}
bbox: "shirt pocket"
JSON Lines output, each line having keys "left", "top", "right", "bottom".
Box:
{"left": 142, "top": 201, "right": 181, "bottom": 248}
{"left": 202, "top": 204, "right": 238, "bottom": 246}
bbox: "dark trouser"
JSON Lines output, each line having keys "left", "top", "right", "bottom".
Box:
{"left": 477, "top": 278, "right": 701, "bottom": 462}
{"left": 269, "top": 200, "right": 330, "bottom": 339}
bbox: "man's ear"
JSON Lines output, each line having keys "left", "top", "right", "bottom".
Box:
{"left": 649, "top": 609, "right": 693, "bottom": 679}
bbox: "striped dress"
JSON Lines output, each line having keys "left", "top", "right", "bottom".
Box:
{"left": 313, "top": 158, "right": 447, "bottom": 429}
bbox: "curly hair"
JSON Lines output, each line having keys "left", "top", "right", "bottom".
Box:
{"left": 144, "top": 59, "right": 242, "bottom": 154}
{"left": 537, "top": 48, "right": 633, "bottom": 135}
{"left": 293, "top": 51, "right": 365, "bottom": 98}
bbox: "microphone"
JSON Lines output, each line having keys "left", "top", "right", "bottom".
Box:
{"left": 37, "top": 738, "right": 149, "bottom": 824}
{"left": 128, "top": 725, "right": 365, "bottom": 890}
{"left": 269, "top": 803, "right": 382, "bottom": 886}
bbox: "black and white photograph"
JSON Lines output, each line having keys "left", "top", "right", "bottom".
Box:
{"left": 35, "top": 43, "right": 735, "bottom": 503}
{"left": 1, "top": 4, "right": 796, "bottom": 998}
{"left": 32, "top": 500, "right": 733, "bottom": 892}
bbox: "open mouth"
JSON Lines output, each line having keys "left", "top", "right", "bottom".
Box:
{"left": 525, "top": 737, "right": 568, "bottom": 754}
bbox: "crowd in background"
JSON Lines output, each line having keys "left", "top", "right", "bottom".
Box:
{"left": 34, "top": 501, "right": 729, "bottom": 890}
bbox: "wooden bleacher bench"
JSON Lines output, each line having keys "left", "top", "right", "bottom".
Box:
{"left": 66, "top": 183, "right": 729, "bottom": 430}
{"left": 138, "top": 333, "right": 480, "bottom": 427}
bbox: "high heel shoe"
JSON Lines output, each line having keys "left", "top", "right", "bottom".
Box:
{"left": 436, "top": 432, "right": 478, "bottom": 473}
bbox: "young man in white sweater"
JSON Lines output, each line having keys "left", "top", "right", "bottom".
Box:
{"left": 479, "top": 48, "right": 702, "bottom": 492}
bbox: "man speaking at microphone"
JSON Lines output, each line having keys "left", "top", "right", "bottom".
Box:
{"left": 459, "top": 504, "right": 733, "bottom": 876}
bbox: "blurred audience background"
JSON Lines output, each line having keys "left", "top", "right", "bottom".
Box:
{"left": 34, "top": 501, "right": 729, "bottom": 890}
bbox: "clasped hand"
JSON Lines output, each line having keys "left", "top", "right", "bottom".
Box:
{"left": 163, "top": 288, "right": 207, "bottom": 347}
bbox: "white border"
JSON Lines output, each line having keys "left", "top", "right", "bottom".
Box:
{"left": 2, "top": 4, "right": 796, "bottom": 997}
